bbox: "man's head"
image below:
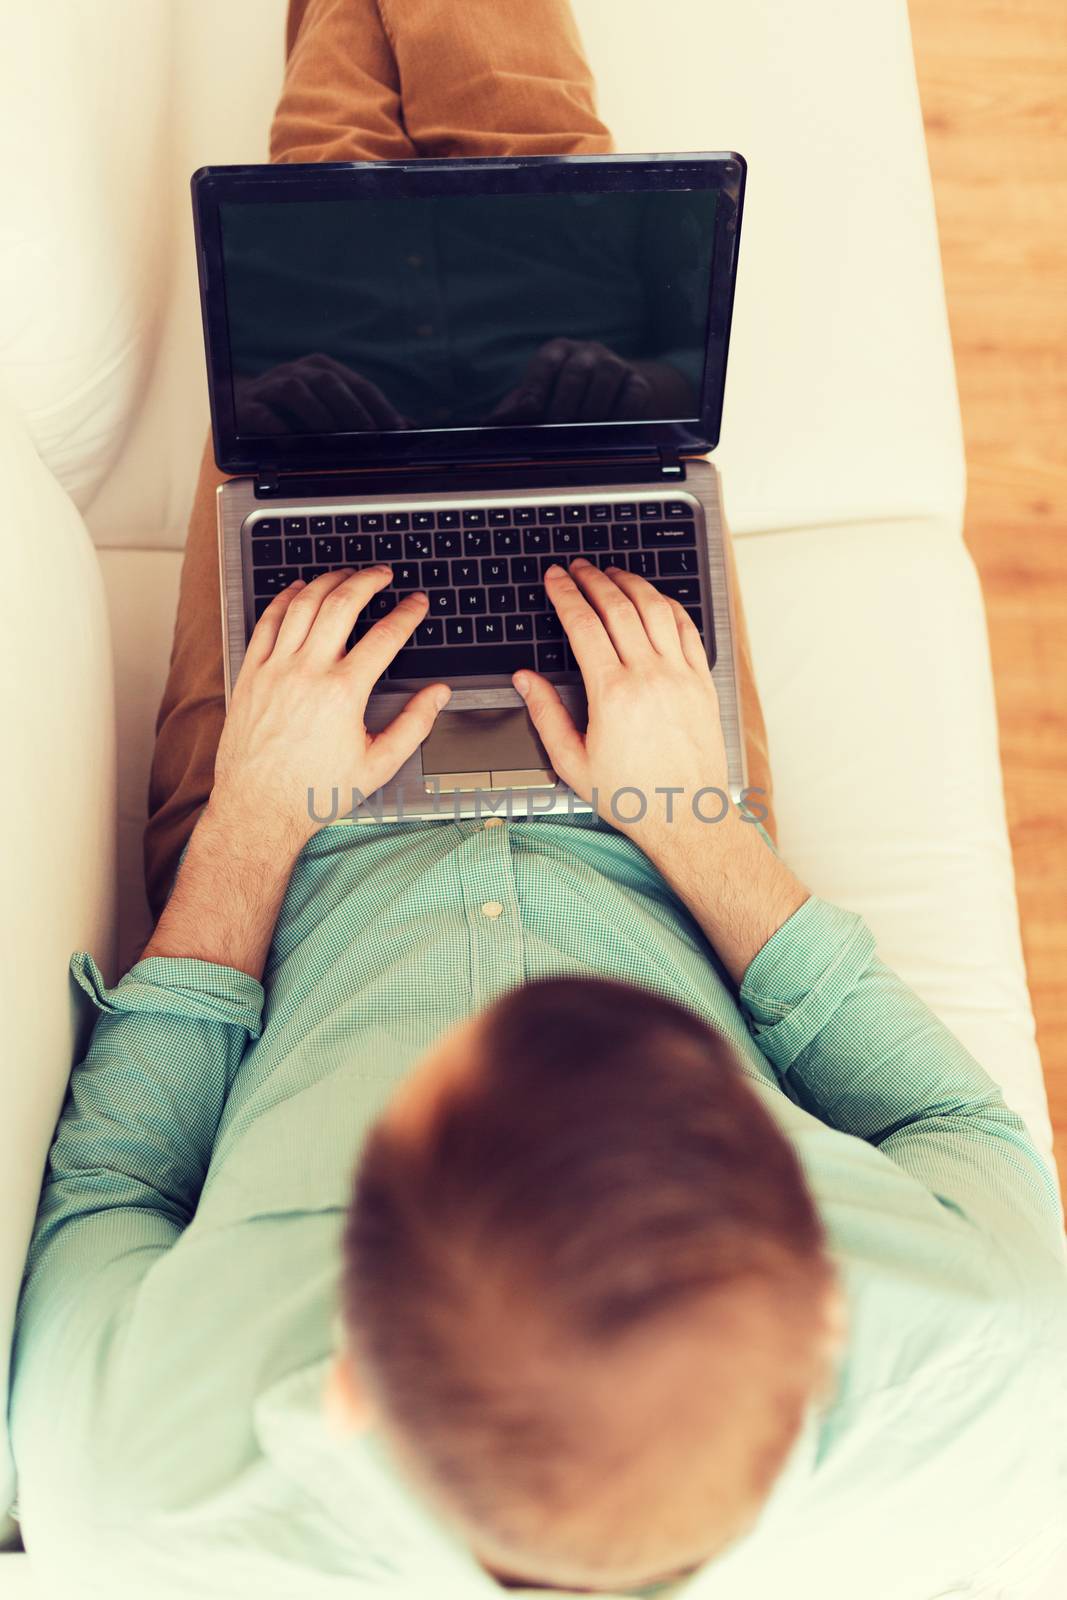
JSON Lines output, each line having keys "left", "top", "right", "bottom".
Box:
{"left": 334, "top": 978, "right": 840, "bottom": 1593}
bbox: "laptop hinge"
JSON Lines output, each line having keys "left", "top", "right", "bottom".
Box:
{"left": 255, "top": 471, "right": 281, "bottom": 496}
{"left": 657, "top": 446, "right": 684, "bottom": 479}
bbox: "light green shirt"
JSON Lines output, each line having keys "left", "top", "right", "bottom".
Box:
{"left": 11, "top": 815, "right": 1067, "bottom": 1600}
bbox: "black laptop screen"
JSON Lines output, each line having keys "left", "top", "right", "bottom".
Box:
{"left": 217, "top": 188, "right": 718, "bottom": 438}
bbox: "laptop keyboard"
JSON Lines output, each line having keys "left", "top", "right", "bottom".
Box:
{"left": 247, "top": 498, "right": 710, "bottom": 681}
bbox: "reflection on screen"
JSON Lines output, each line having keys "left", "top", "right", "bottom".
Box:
{"left": 218, "top": 189, "right": 717, "bottom": 435}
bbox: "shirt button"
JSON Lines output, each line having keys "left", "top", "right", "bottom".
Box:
{"left": 484, "top": 816, "right": 504, "bottom": 830}
{"left": 416, "top": 322, "right": 435, "bottom": 338}
{"left": 407, "top": 253, "right": 423, "bottom": 268}
{"left": 480, "top": 900, "right": 504, "bottom": 919}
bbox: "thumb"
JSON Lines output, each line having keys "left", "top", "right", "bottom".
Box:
{"left": 514, "top": 671, "right": 588, "bottom": 793}
{"left": 365, "top": 683, "right": 451, "bottom": 790}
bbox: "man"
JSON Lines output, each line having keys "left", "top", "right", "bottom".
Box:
{"left": 11, "top": 3, "right": 1067, "bottom": 1597}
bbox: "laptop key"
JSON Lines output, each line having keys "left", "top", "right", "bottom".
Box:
{"left": 252, "top": 517, "right": 281, "bottom": 538}
{"left": 315, "top": 536, "right": 341, "bottom": 562}
{"left": 252, "top": 539, "right": 283, "bottom": 565}
{"left": 463, "top": 530, "right": 490, "bottom": 556}
{"left": 611, "top": 523, "right": 639, "bottom": 549}
{"left": 659, "top": 549, "right": 699, "bottom": 575}
{"left": 657, "top": 577, "right": 702, "bottom": 607}
{"left": 344, "top": 534, "right": 373, "bottom": 562}
{"left": 553, "top": 527, "right": 580, "bottom": 554}
{"left": 641, "top": 522, "right": 697, "bottom": 548}
{"left": 626, "top": 551, "right": 656, "bottom": 577}
{"left": 536, "top": 643, "right": 567, "bottom": 672}
{"left": 462, "top": 508, "right": 487, "bottom": 528}
{"left": 428, "top": 589, "right": 458, "bottom": 615}
{"left": 436, "top": 509, "right": 460, "bottom": 529}
{"left": 523, "top": 528, "right": 550, "bottom": 554}
{"left": 493, "top": 529, "right": 521, "bottom": 555}
{"left": 434, "top": 530, "right": 461, "bottom": 557}
{"left": 414, "top": 617, "right": 444, "bottom": 646}
{"left": 488, "top": 507, "right": 511, "bottom": 526}
{"left": 361, "top": 513, "right": 384, "bottom": 533}
{"left": 665, "top": 501, "right": 696, "bottom": 519}
{"left": 564, "top": 505, "right": 586, "bottom": 522}
{"left": 452, "top": 559, "right": 479, "bottom": 586}
{"left": 512, "top": 506, "right": 537, "bottom": 525}
{"left": 337, "top": 515, "right": 360, "bottom": 533}
{"left": 446, "top": 617, "right": 475, "bottom": 644}
{"left": 476, "top": 616, "right": 505, "bottom": 643}
{"left": 302, "top": 565, "right": 330, "bottom": 581}
{"left": 387, "top": 512, "right": 411, "bottom": 532}
{"left": 481, "top": 558, "right": 508, "bottom": 584}
{"left": 369, "top": 593, "right": 396, "bottom": 619}
{"left": 518, "top": 585, "right": 544, "bottom": 612}
{"left": 393, "top": 563, "right": 421, "bottom": 589}
{"left": 284, "top": 517, "right": 308, "bottom": 535}
{"left": 405, "top": 532, "right": 434, "bottom": 560}
{"left": 285, "top": 536, "right": 312, "bottom": 564}
{"left": 589, "top": 504, "right": 612, "bottom": 522}
{"left": 613, "top": 503, "right": 637, "bottom": 521}
{"left": 506, "top": 613, "right": 534, "bottom": 642}
{"left": 511, "top": 557, "right": 539, "bottom": 583}
{"left": 684, "top": 606, "right": 704, "bottom": 635}
{"left": 254, "top": 566, "right": 299, "bottom": 594}
{"left": 374, "top": 534, "right": 402, "bottom": 560}
{"left": 412, "top": 511, "right": 434, "bottom": 531}
{"left": 310, "top": 516, "right": 333, "bottom": 535}
{"left": 535, "top": 612, "right": 563, "bottom": 640}
{"left": 421, "top": 561, "right": 450, "bottom": 588}
{"left": 639, "top": 502, "right": 663, "bottom": 519}
{"left": 459, "top": 589, "right": 486, "bottom": 614}
{"left": 488, "top": 586, "right": 516, "bottom": 612}
{"left": 582, "top": 525, "right": 609, "bottom": 551}
{"left": 538, "top": 505, "right": 562, "bottom": 523}
{"left": 387, "top": 641, "right": 536, "bottom": 680}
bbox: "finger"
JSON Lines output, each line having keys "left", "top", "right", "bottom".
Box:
{"left": 240, "top": 579, "right": 306, "bottom": 670}
{"left": 542, "top": 564, "right": 620, "bottom": 681}
{"left": 301, "top": 566, "right": 405, "bottom": 661}
{"left": 566, "top": 558, "right": 654, "bottom": 664}
{"left": 274, "top": 567, "right": 383, "bottom": 655}
{"left": 516, "top": 339, "right": 572, "bottom": 415}
{"left": 364, "top": 682, "right": 452, "bottom": 791}
{"left": 513, "top": 671, "right": 589, "bottom": 790}
{"left": 664, "top": 594, "right": 713, "bottom": 675}
{"left": 601, "top": 565, "right": 684, "bottom": 658}
{"left": 344, "top": 589, "right": 430, "bottom": 687}
{"left": 346, "top": 373, "right": 408, "bottom": 431}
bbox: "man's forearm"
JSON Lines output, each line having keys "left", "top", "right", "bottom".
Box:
{"left": 142, "top": 798, "right": 302, "bottom": 980}
{"left": 643, "top": 811, "right": 809, "bottom": 986}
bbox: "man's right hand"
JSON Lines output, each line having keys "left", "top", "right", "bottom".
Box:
{"left": 514, "top": 559, "right": 809, "bottom": 982}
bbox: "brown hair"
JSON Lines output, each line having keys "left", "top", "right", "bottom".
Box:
{"left": 343, "top": 977, "right": 834, "bottom": 1590}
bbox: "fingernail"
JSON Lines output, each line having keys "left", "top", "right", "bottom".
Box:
{"left": 434, "top": 686, "right": 452, "bottom": 710}
{"left": 513, "top": 672, "right": 530, "bottom": 697}
{"left": 604, "top": 564, "right": 620, "bottom": 574}
{"left": 545, "top": 564, "right": 563, "bottom": 577}
{"left": 289, "top": 579, "right": 306, "bottom": 589}
{"left": 570, "top": 557, "right": 590, "bottom": 569}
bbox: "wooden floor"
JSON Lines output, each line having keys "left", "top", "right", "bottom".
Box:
{"left": 908, "top": 0, "right": 1067, "bottom": 1196}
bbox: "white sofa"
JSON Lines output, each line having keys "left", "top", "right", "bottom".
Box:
{"left": 2, "top": 1, "right": 1061, "bottom": 1592}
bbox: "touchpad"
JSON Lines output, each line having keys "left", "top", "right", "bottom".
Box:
{"left": 422, "top": 707, "right": 551, "bottom": 778}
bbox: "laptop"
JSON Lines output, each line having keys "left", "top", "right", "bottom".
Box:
{"left": 192, "top": 151, "right": 748, "bottom": 822}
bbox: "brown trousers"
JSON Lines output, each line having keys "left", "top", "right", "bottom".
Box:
{"left": 144, "top": 0, "right": 774, "bottom": 918}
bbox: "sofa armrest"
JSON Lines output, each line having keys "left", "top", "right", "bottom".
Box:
{"left": 0, "top": 398, "right": 117, "bottom": 1518}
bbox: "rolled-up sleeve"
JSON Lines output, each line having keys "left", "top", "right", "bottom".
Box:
{"left": 13, "top": 952, "right": 263, "bottom": 1389}
{"left": 739, "top": 897, "right": 1065, "bottom": 1265}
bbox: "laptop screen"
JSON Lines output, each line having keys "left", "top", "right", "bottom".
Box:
{"left": 218, "top": 188, "right": 716, "bottom": 436}
{"left": 194, "top": 156, "right": 744, "bottom": 472}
